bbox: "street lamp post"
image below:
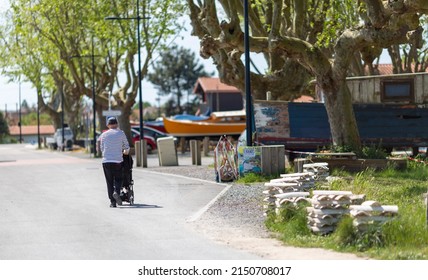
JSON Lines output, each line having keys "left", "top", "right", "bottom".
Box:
{"left": 18, "top": 82, "right": 22, "bottom": 144}
{"left": 105, "top": 0, "right": 150, "bottom": 166}
{"left": 136, "top": 0, "right": 143, "bottom": 142}
{"left": 70, "top": 37, "right": 100, "bottom": 158}
{"left": 37, "top": 88, "right": 40, "bottom": 149}
{"left": 91, "top": 38, "right": 97, "bottom": 157}
{"left": 156, "top": 96, "right": 160, "bottom": 117}
{"left": 244, "top": 0, "right": 253, "bottom": 146}
{"left": 61, "top": 80, "right": 65, "bottom": 151}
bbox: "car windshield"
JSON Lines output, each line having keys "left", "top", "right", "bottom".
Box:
{"left": 132, "top": 126, "right": 166, "bottom": 140}
{"left": 144, "top": 129, "right": 159, "bottom": 139}
{"left": 57, "top": 129, "right": 72, "bottom": 135}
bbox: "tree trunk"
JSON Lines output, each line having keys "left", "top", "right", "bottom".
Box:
{"left": 119, "top": 108, "right": 133, "bottom": 147}
{"left": 38, "top": 93, "right": 61, "bottom": 130}
{"left": 322, "top": 79, "right": 361, "bottom": 151}
{"left": 96, "top": 106, "right": 106, "bottom": 133}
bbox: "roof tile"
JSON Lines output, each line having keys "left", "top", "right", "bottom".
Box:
{"left": 9, "top": 125, "right": 55, "bottom": 136}
{"left": 194, "top": 77, "right": 241, "bottom": 93}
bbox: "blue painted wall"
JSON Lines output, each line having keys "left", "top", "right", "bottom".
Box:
{"left": 284, "top": 102, "right": 428, "bottom": 147}
{"left": 288, "top": 103, "right": 330, "bottom": 139}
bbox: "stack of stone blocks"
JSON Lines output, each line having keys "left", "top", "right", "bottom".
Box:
{"left": 263, "top": 172, "right": 316, "bottom": 216}
{"left": 349, "top": 201, "right": 399, "bottom": 231}
{"left": 263, "top": 162, "right": 398, "bottom": 234}
{"left": 302, "top": 162, "right": 329, "bottom": 180}
{"left": 306, "top": 190, "right": 353, "bottom": 234}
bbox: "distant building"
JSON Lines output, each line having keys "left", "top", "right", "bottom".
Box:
{"left": 365, "top": 64, "right": 395, "bottom": 76}
{"left": 364, "top": 63, "right": 428, "bottom": 76}
{"left": 9, "top": 125, "right": 55, "bottom": 144}
{"left": 193, "top": 77, "right": 243, "bottom": 114}
{"left": 292, "top": 95, "right": 315, "bottom": 102}
{"left": 311, "top": 65, "right": 428, "bottom": 105}
{"left": 347, "top": 72, "right": 428, "bottom": 105}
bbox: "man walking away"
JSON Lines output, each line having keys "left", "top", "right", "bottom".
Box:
{"left": 97, "top": 117, "right": 130, "bottom": 208}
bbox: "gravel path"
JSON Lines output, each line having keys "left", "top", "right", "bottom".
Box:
{"left": 146, "top": 157, "right": 366, "bottom": 260}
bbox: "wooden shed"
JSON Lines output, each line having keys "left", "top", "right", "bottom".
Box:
{"left": 193, "top": 77, "right": 244, "bottom": 114}
{"left": 346, "top": 72, "right": 428, "bottom": 105}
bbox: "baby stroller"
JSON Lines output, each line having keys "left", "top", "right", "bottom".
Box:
{"left": 120, "top": 154, "right": 134, "bottom": 205}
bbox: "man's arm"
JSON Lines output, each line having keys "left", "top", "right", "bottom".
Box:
{"left": 122, "top": 131, "right": 130, "bottom": 155}
{"left": 96, "top": 133, "right": 103, "bottom": 154}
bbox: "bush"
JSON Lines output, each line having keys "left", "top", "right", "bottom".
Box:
{"left": 317, "top": 143, "right": 388, "bottom": 159}
{"left": 360, "top": 143, "right": 387, "bottom": 159}
{"left": 265, "top": 203, "right": 312, "bottom": 244}
{"left": 334, "top": 216, "right": 386, "bottom": 251}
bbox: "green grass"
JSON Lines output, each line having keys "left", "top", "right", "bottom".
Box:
{"left": 236, "top": 172, "right": 277, "bottom": 184}
{"left": 265, "top": 161, "right": 428, "bottom": 259}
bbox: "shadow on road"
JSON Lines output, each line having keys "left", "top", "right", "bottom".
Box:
{"left": 119, "top": 203, "right": 163, "bottom": 209}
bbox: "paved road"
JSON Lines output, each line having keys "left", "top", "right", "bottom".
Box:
{"left": 0, "top": 144, "right": 258, "bottom": 260}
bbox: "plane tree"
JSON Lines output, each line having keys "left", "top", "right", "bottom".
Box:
{"left": 0, "top": 111, "right": 9, "bottom": 143}
{"left": 385, "top": 15, "right": 428, "bottom": 74}
{"left": 0, "top": 1, "right": 112, "bottom": 135}
{"left": 0, "top": 0, "right": 185, "bottom": 143}
{"left": 187, "top": 0, "right": 428, "bottom": 151}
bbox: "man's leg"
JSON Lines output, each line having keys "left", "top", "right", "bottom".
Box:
{"left": 112, "top": 163, "right": 123, "bottom": 205}
{"left": 103, "top": 163, "right": 115, "bottom": 205}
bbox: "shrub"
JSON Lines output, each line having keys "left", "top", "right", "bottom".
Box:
{"left": 360, "top": 143, "right": 387, "bottom": 159}
{"left": 237, "top": 172, "right": 276, "bottom": 183}
{"left": 334, "top": 216, "right": 386, "bottom": 251}
{"left": 265, "top": 203, "right": 311, "bottom": 242}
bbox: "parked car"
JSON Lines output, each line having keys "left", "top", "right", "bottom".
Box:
{"left": 131, "top": 126, "right": 172, "bottom": 141}
{"left": 46, "top": 127, "right": 74, "bottom": 150}
{"left": 130, "top": 128, "right": 157, "bottom": 153}
{"left": 131, "top": 126, "right": 177, "bottom": 153}
{"left": 97, "top": 129, "right": 157, "bottom": 154}
{"left": 144, "top": 120, "right": 166, "bottom": 133}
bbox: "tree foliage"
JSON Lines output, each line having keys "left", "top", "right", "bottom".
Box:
{"left": 187, "top": 0, "right": 428, "bottom": 151}
{"left": 148, "top": 44, "right": 214, "bottom": 115}
{"left": 21, "top": 111, "right": 52, "bottom": 126}
{"left": 0, "top": 0, "right": 185, "bottom": 143}
{"left": 386, "top": 15, "right": 428, "bottom": 74}
{"left": 0, "top": 111, "right": 9, "bottom": 143}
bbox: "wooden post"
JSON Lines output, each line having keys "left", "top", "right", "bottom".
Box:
{"left": 294, "top": 158, "right": 309, "bottom": 173}
{"left": 261, "top": 145, "right": 285, "bottom": 176}
{"left": 190, "top": 139, "right": 201, "bottom": 165}
{"left": 180, "top": 137, "right": 186, "bottom": 154}
{"left": 203, "top": 136, "right": 209, "bottom": 156}
{"left": 141, "top": 139, "right": 147, "bottom": 168}
{"left": 135, "top": 141, "right": 141, "bottom": 167}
